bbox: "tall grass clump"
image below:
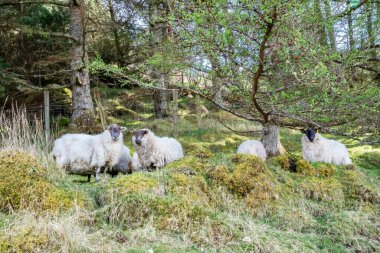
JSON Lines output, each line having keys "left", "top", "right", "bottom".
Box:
{"left": 0, "top": 105, "right": 59, "bottom": 175}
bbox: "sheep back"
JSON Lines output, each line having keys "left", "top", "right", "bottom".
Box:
{"left": 237, "top": 140, "right": 267, "bottom": 161}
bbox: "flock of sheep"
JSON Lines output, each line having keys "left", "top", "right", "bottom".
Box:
{"left": 51, "top": 124, "right": 351, "bottom": 182}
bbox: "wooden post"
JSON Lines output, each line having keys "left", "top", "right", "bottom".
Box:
{"left": 196, "top": 94, "right": 202, "bottom": 128}
{"left": 44, "top": 89, "right": 50, "bottom": 144}
{"left": 172, "top": 89, "right": 179, "bottom": 138}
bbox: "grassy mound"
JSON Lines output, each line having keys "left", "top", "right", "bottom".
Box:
{"left": 0, "top": 150, "right": 85, "bottom": 213}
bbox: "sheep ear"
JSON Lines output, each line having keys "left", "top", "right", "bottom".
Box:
{"left": 120, "top": 127, "right": 127, "bottom": 132}
{"left": 300, "top": 129, "right": 306, "bottom": 134}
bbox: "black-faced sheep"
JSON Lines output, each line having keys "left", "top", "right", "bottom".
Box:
{"left": 301, "top": 128, "right": 352, "bottom": 165}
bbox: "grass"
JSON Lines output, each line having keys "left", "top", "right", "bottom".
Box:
{"left": 0, "top": 92, "right": 379, "bottom": 252}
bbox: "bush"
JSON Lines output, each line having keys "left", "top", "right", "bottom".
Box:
{"left": 0, "top": 150, "right": 86, "bottom": 213}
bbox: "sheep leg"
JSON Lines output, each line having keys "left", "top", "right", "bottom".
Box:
{"left": 95, "top": 167, "right": 101, "bottom": 182}
{"left": 87, "top": 175, "right": 91, "bottom": 182}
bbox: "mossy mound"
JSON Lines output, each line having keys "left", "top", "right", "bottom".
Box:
{"left": 164, "top": 156, "right": 208, "bottom": 174}
{"left": 0, "top": 150, "right": 86, "bottom": 213}
{"left": 314, "top": 163, "right": 336, "bottom": 177}
{"left": 298, "top": 177, "right": 344, "bottom": 203}
{"left": 296, "top": 159, "right": 317, "bottom": 176}
{"left": 109, "top": 172, "right": 159, "bottom": 194}
{"left": 209, "top": 165, "right": 230, "bottom": 185}
{"left": 244, "top": 173, "right": 279, "bottom": 216}
{"left": 0, "top": 229, "right": 48, "bottom": 252}
{"left": 167, "top": 173, "right": 210, "bottom": 205}
{"left": 340, "top": 170, "right": 380, "bottom": 203}
{"left": 186, "top": 143, "right": 215, "bottom": 159}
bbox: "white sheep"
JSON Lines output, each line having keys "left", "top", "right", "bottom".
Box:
{"left": 236, "top": 140, "right": 267, "bottom": 161}
{"left": 131, "top": 152, "right": 142, "bottom": 171}
{"left": 301, "top": 128, "right": 352, "bottom": 165}
{"left": 51, "top": 124, "right": 126, "bottom": 181}
{"left": 132, "top": 129, "right": 184, "bottom": 170}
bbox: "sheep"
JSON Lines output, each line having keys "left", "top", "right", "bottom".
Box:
{"left": 51, "top": 124, "right": 126, "bottom": 181}
{"left": 131, "top": 152, "right": 142, "bottom": 171}
{"left": 132, "top": 128, "right": 184, "bottom": 170}
{"left": 236, "top": 140, "right": 267, "bottom": 161}
{"left": 301, "top": 128, "right": 352, "bottom": 165}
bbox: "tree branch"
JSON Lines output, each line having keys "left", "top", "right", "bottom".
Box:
{"left": 0, "top": 0, "right": 69, "bottom": 7}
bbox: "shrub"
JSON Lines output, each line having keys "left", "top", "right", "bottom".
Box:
{"left": 296, "top": 159, "right": 316, "bottom": 176}
{"left": 298, "top": 177, "right": 344, "bottom": 203}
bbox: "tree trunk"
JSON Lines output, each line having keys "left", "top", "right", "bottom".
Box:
{"left": 261, "top": 123, "right": 285, "bottom": 157}
{"left": 366, "top": 2, "right": 376, "bottom": 57}
{"left": 70, "top": 0, "right": 95, "bottom": 128}
{"left": 323, "top": 0, "right": 336, "bottom": 50}
{"left": 107, "top": 0, "right": 123, "bottom": 62}
{"left": 347, "top": 1, "right": 355, "bottom": 50}
{"left": 150, "top": 0, "right": 169, "bottom": 118}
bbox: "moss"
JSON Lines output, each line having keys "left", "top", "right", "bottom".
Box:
{"left": 110, "top": 173, "right": 158, "bottom": 194}
{"left": 244, "top": 173, "right": 279, "bottom": 216}
{"left": 0, "top": 229, "right": 48, "bottom": 252}
{"left": 296, "top": 159, "right": 317, "bottom": 176}
{"left": 314, "top": 163, "right": 336, "bottom": 177}
{"left": 298, "top": 177, "right": 344, "bottom": 203}
{"left": 275, "top": 154, "right": 291, "bottom": 171}
{"left": 0, "top": 150, "right": 86, "bottom": 213}
{"left": 209, "top": 165, "right": 230, "bottom": 185}
{"left": 164, "top": 156, "right": 208, "bottom": 175}
{"left": 340, "top": 170, "right": 380, "bottom": 203}
{"left": 186, "top": 144, "right": 214, "bottom": 159}
{"left": 229, "top": 154, "right": 269, "bottom": 196}
{"left": 167, "top": 173, "right": 210, "bottom": 205}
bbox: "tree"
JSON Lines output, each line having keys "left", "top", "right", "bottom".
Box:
{"left": 171, "top": 0, "right": 379, "bottom": 156}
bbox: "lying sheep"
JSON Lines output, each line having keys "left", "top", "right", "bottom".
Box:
{"left": 132, "top": 129, "right": 184, "bottom": 170}
{"left": 52, "top": 124, "right": 126, "bottom": 181}
{"left": 301, "top": 128, "right": 352, "bottom": 165}
{"left": 237, "top": 140, "right": 267, "bottom": 161}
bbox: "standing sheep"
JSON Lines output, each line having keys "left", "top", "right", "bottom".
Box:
{"left": 237, "top": 140, "right": 267, "bottom": 161}
{"left": 132, "top": 129, "right": 184, "bottom": 170}
{"left": 301, "top": 128, "right": 352, "bottom": 165}
{"left": 52, "top": 124, "right": 127, "bottom": 181}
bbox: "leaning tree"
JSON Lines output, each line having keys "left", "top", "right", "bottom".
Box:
{"left": 170, "top": 0, "right": 379, "bottom": 156}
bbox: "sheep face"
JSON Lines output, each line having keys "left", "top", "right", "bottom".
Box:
{"left": 132, "top": 129, "right": 150, "bottom": 146}
{"left": 107, "top": 124, "right": 126, "bottom": 141}
{"left": 302, "top": 128, "right": 320, "bottom": 143}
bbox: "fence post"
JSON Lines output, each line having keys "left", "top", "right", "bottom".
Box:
{"left": 196, "top": 94, "right": 202, "bottom": 128}
{"left": 172, "top": 89, "right": 179, "bottom": 138}
{"left": 44, "top": 89, "right": 50, "bottom": 144}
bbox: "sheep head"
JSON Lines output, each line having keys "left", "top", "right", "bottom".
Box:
{"left": 132, "top": 128, "right": 151, "bottom": 146}
{"left": 107, "top": 124, "right": 127, "bottom": 141}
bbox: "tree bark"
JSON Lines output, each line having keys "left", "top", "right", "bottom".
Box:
{"left": 366, "top": 2, "right": 376, "bottom": 57}
{"left": 347, "top": 0, "right": 355, "bottom": 50}
{"left": 150, "top": 0, "right": 169, "bottom": 118}
{"left": 261, "top": 123, "right": 285, "bottom": 157}
{"left": 70, "top": 0, "right": 95, "bottom": 128}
